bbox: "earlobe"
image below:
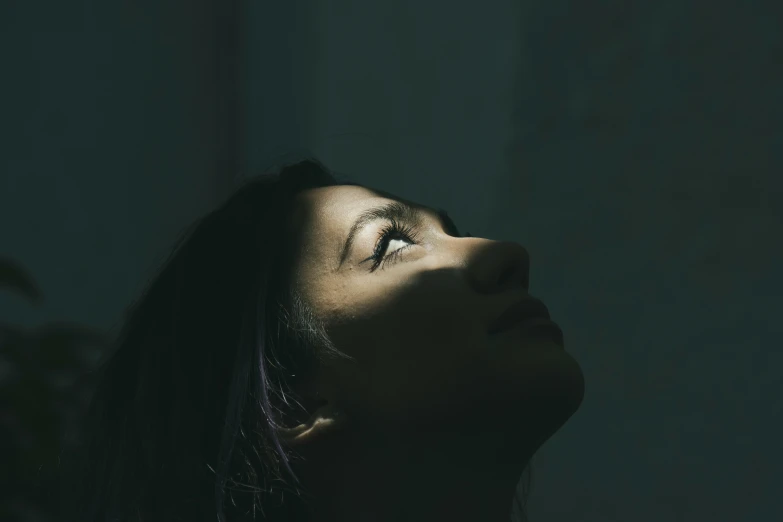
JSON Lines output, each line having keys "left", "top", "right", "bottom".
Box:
{"left": 277, "top": 403, "right": 344, "bottom": 447}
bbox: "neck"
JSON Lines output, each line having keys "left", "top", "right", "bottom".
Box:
{"left": 294, "top": 424, "right": 534, "bottom": 522}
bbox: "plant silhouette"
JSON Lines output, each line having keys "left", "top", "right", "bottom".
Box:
{"left": 0, "top": 257, "right": 107, "bottom": 522}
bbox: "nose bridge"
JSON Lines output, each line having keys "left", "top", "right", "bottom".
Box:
{"left": 463, "top": 239, "right": 530, "bottom": 295}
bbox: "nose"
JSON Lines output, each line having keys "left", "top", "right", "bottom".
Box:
{"left": 467, "top": 240, "right": 530, "bottom": 294}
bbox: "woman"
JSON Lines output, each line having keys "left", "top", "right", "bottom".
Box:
{"left": 62, "top": 158, "right": 585, "bottom": 521}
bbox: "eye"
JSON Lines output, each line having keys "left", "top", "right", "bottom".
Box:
{"left": 368, "top": 220, "right": 420, "bottom": 272}
{"left": 362, "top": 221, "right": 471, "bottom": 272}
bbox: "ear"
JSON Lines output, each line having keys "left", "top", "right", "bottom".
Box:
{"left": 277, "top": 401, "right": 345, "bottom": 447}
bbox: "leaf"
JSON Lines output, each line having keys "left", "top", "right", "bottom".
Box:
{"left": 0, "top": 258, "right": 42, "bottom": 303}
{"left": 0, "top": 270, "right": 105, "bottom": 522}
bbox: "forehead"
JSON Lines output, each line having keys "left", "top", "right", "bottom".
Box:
{"left": 294, "top": 184, "right": 384, "bottom": 228}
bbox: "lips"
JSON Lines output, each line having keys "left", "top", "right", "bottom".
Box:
{"left": 487, "top": 297, "right": 553, "bottom": 335}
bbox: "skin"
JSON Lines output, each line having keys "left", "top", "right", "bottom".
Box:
{"left": 276, "top": 184, "right": 585, "bottom": 522}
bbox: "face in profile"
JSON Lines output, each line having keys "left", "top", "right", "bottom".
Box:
{"left": 282, "top": 184, "right": 584, "bottom": 441}
{"left": 274, "top": 183, "right": 586, "bottom": 521}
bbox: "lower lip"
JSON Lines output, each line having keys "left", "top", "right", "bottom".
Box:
{"left": 491, "top": 318, "right": 564, "bottom": 346}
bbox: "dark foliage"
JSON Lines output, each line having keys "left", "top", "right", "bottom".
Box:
{"left": 0, "top": 257, "right": 107, "bottom": 522}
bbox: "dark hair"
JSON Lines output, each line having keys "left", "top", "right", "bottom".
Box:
{"left": 60, "top": 157, "right": 532, "bottom": 521}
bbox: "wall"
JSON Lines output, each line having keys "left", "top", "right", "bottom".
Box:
{"left": 1, "top": 1, "right": 234, "bottom": 331}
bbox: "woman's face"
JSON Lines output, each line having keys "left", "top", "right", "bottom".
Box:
{"left": 285, "top": 184, "right": 584, "bottom": 438}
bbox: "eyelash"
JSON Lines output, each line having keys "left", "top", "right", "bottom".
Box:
{"left": 370, "top": 219, "right": 421, "bottom": 272}
{"left": 369, "top": 220, "right": 473, "bottom": 272}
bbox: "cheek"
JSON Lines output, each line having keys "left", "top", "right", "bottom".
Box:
{"left": 315, "top": 263, "right": 490, "bottom": 424}
{"left": 339, "top": 294, "right": 491, "bottom": 425}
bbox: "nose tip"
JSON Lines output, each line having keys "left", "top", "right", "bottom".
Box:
{"left": 467, "top": 240, "right": 531, "bottom": 330}
{"left": 471, "top": 240, "right": 530, "bottom": 294}
{"left": 497, "top": 242, "right": 530, "bottom": 292}
{"left": 502, "top": 262, "right": 529, "bottom": 292}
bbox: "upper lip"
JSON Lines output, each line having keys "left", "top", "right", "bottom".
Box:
{"left": 487, "top": 297, "right": 552, "bottom": 335}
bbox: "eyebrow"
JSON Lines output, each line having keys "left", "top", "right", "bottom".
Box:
{"left": 337, "top": 200, "right": 459, "bottom": 269}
